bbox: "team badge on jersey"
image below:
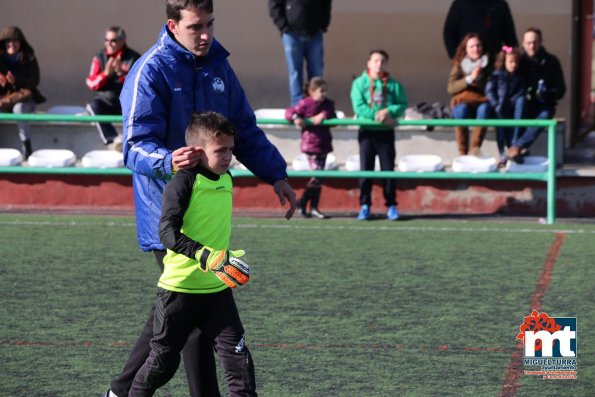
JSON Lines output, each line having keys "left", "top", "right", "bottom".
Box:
{"left": 212, "top": 77, "right": 225, "bottom": 93}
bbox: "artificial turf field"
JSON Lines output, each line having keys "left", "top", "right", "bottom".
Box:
{"left": 0, "top": 213, "right": 593, "bottom": 397}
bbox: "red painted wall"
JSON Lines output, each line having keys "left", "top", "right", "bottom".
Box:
{"left": 1, "top": 175, "right": 594, "bottom": 218}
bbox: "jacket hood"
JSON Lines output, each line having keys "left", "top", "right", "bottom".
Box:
{"left": 0, "top": 26, "right": 35, "bottom": 56}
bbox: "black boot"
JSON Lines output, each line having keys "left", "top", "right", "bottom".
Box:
{"left": 309, "top": 187, "right": 329, "bottom": 219}
{"left": 297, "top": 189, "right": 312, "bottom": 218}
{"left": 22, "top": 139, "right": 33, "bottom": 160}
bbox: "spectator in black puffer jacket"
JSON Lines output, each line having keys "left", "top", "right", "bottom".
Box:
{"left": 443, "top": 0, "right": 518, "bottom": 59}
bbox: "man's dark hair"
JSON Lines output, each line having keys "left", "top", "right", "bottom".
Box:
{"left": 524, "top": 26, "right": 543, "bottom": 42}
{"left": 166, "top": 0, "right": 213, "bottom": 22}
{"left": 186, "top": 112, "right": 236, "bottom": 147}
{"left": 107, "top": 26, "right": 126, "bottom": 41}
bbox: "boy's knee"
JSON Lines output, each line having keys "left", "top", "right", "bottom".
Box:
{"left": 142, "top": 349, "right": 181, "bottom": 390}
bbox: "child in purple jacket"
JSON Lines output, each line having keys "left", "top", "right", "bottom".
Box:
{"left": 285, "top": 77, "right": 336, "bottom": 219}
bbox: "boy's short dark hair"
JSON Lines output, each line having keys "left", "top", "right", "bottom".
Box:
{"left": 166, "top": 0, "right": 213, "bottom": 22}
{"left": 186, "top": 112, "right": 236, "bottom": 147}
{"left": 369, "top": 49, "right": 389, "bottom": 61}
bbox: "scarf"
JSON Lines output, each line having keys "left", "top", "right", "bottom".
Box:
{"left": 3, "top": 52, "right": 21, "bottom": 71}
{"left": 367, "top": 69, "right": 389, "bottom": 108}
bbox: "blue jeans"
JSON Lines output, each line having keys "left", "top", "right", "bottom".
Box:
{"left": 451, "top": 102, "right": 491, "bottom": 120}
{"left": 282, "top": 31, "right": 324, "bottom": 106}
{"left": 495, "top": 96, "right": 525, "bottom": 157}
{"left": 1, "top": 100, "right": 36, "bottom": 141}
{"left": 512, "top": 101, "right": 555, "bottom": 149}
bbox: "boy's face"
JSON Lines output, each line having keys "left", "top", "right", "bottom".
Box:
{"left": 367, "top": 53, "right": 388, "bottom": 77}
{"left": 198, "top": 134, "right": 234, "bottom": 175}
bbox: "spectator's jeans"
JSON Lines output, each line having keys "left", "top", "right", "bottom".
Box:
{"left": 86, "top": 98, "right": 121, "bottom": 144}
{"left": 6, "top": 100, "right": 36, "bottom": 142}
{"left": 495, "top": 96, "right": 525, "bottom": 157}
{"left": 451, "top": 102, "right": 491, "bottom": 120}
{"left": 512, "top": 101, "right": 556, "bottom": 149}
{"left": 282, "top": 31, "right": 324, "bottom": 106}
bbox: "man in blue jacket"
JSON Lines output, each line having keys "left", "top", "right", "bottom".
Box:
{"left": 104, "top": 1, "right": 296, "bottom": 396}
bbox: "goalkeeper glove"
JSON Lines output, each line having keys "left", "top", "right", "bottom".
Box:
{"left": 196, "top": 247, "right": 250, "bottom": 288}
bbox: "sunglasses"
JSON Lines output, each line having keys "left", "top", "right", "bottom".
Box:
{"left": 105, "top": 38, "right": 119, "bottom": 44}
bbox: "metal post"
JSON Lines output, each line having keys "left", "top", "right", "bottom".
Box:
{"left": 546, "top": 122, "right": 557, "bottom": 224}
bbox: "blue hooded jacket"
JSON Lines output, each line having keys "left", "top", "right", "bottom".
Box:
{"left": 121, "top": 25, "right": 288, "bottom": 251}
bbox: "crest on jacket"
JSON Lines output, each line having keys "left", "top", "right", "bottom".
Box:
{"left": 212, "top": 77, "right": 225, "bottom": 93}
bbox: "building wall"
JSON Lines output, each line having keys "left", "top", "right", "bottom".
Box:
{"left": 2, "top": 1, "right": 572, "bottom": 130}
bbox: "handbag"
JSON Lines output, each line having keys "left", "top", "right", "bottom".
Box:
{"left": 0, "top": 88, "right": 33, "bottom": 111}
{"left": 450, "top": 88, "right": 488, "bottom": 108}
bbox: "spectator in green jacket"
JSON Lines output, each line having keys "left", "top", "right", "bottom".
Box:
{"left": 350, "top": 49, "right": 407, "bottom": 221}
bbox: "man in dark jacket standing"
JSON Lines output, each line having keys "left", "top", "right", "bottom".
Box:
{"left": 443, "top": 0, "right": 517, "bottom": 59}
{"left": 269, "top": 0, "right": 332, "bottom": 105}
{"left": 507, "top": 27, "right": 566, "bottom": 161}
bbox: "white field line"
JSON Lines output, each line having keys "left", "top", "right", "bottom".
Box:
{"left": 0, "top": 219, "right": 594, "bottom": 235}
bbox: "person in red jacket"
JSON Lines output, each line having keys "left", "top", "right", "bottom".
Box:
{"left": 85, "top": 26, "right": 139, "bottom": 149}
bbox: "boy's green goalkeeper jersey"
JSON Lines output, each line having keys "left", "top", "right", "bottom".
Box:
{"left": 157, "top": 165, "right": 232, "bottom": 294}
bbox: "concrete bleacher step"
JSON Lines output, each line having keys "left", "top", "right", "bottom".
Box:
{"left": 564, "top": 131, "right": 595, "bottom": 164}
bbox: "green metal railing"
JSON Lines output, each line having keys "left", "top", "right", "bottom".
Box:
{"left": 0, "top": 113, "right": 558, "bottom": 223}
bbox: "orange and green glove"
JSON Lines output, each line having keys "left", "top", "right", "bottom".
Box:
{"left": 196, "top": 247, "right": 250, "bottom": 288}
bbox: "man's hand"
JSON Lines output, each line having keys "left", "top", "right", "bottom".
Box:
{"left": 273, "top": 179, "right": 297, "bottom": 220}
{"left": 172, "top": 146, "right": 201, "bottom": 172}
{"left": 112, "top": 57, "right": 124, "bottom": 76}
{"left": 0, "top": 73, "right": 6, "bottom": 87}
{"left": 196, "top": 247, "right": 250, "bottom": 288}
{"left": 104, "top": 57, "right": 117, "bottom": 75}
